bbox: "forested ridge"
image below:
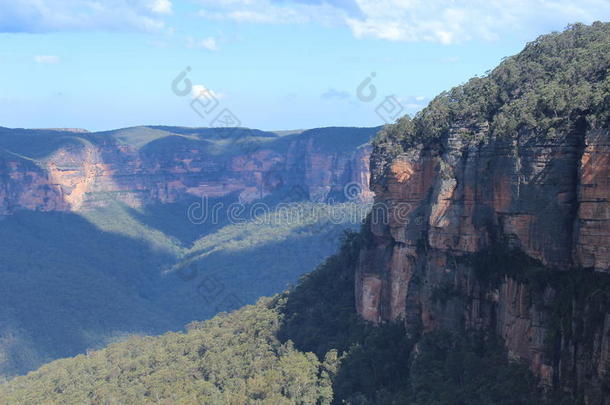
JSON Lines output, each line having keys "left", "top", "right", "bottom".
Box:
{"left": 0, "top": 231, "right": 547, "bottom": 404}
{"left": 374, "top": 21, "right": 610, "bottom": 157}
{"left": 2, "top": 21, "right": 610, "bottom": 405}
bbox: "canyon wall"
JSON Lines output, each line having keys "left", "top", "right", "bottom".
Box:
{"left": 0, "top": 126, "right": 375, "bottom": 216}
{"left": 356, "top": 125, "right": 610, "bottom": 401}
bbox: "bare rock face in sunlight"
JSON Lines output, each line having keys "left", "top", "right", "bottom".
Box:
{"left": 0, "top": 156, "right": 69, "bottom": 215}
{"left": 0, "top": 126, "right": 375, "bottom": 215}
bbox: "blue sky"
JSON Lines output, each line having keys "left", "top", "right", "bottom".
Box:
{"left": 1, "top": 0, "right": 610, "bottom": 131}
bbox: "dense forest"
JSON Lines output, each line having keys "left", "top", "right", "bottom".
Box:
{"left": 2, "top": 21, "right": 610, "bottom": 405}
{"left": 374, "top": 21, "right": 610, "bottom": 156}
{"left": 0, "top": 232, "right": 546, "bottom": 404}
{"left": 0, "top": 199, "right": 365, "bottom": 379}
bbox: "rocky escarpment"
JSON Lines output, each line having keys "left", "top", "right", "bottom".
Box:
{"left": 356, "top": 23, "right": 610, "bottom": 403}
{"left": 0, "top": 125, "right": 377, "bottom": 380}
{"left": 0, "top": 126, "right": 376, "bottom": 215}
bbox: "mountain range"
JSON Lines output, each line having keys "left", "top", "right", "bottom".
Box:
{"left": 0, "top": 125, "right": 378, "bottom": 378}
{"left": 1, "top": 21, "right": 610, "bottom": 405}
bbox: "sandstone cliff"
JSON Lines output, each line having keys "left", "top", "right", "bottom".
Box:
{"left": 356, "top": 23, "right": 610, "bottom": 402}
{"left": 0, "top": 126, "right": 376, "bottom": 216}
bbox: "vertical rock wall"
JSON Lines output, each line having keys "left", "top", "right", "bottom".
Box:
{"left": 357, "top": 126, "right": 610, "bottom": 400}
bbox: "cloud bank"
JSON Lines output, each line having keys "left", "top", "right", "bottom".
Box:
{"left": 4, "top": 0, "right": 610, "bottom": 43}
{"left": 197, "top": 0, "right": 610, "bottom": 44}
{"left": 0, "top": 0, "right": 173, "bottom": 33}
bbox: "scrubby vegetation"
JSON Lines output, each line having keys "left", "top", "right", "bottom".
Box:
{"left": 407, "top": 332, "right": 543, "bottom": 405}
{"left": 374, "top": 22, "right": 610, "bottom": 158}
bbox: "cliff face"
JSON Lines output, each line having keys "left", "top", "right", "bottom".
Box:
{"left": 0, "top": 153, "right": 69, "bottom": 214}
{"left": 357, "top": 126, "right": 609, "bottom": 392}
{"left": 0, "top": 126, "right": 376, "bottom": 215}
{"left": 356, "top": 23, "right": 610, "bottom": 402}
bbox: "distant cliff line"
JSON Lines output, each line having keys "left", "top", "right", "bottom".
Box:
{"left": 0, "top": 126, "right": 380, "bottom": 216}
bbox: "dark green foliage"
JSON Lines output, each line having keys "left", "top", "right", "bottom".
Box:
{"left": 278, "top": 229, "right": 414, "bottom": 403}
{"left": 408, "top": 332, "right": 543, "bottom": 405}
{"left": 372, "top": 116, "right": 412, "bottom": 158}
{"left": 375, "top": 22, "right": 610, "bottom": 160}
{"left": 0, "top": 300, "right": 333, "bottom": 405}
{"left": 331, "top": 323, "right": 413, "bottom": 404}
{"left": 278, "top": 230, "right": 366, "bottom": 357}
{"left": 0, "top": 232, "right": 548, "bottom": 405}
{"left": 277, "top": 232, "right": 546, "bottom": 405}
{"left": 0, "top": 200, "right": 366, "bottom": 379}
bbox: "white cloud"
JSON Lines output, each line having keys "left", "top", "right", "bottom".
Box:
{"left": 34, "top": 55, "right": 60, "bottom": 64}
{"left": 149, "top": 0, "right": 172, "bottom": 14}
{"left": 192, "top": 85, "right": 225, "bottom": 100}
{"left": 187, "top": 37, "right": 220, "bottom": 51}
{"left": 344, "top": 0, "right": 507, "bottom": 43}
{"left": 440, "top": 56, "right": 460, "bottom": 64}
{"left": 200, "top": 37, "right": 219, "bottom": 50}
{"left": 0, "top": 0, "right": 171, "bottom": 33}
{"left": 196, "top": 0, "right": 610, "bottom": 44}
{"left": 321, "top": 88, "right": 351, "bottom": 100}
{"left": 197, "top": 0, "right": 346, "bottom": 25}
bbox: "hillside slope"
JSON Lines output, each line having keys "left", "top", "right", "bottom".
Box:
{"left": 0, "top": 233, "right": 546, "bottom": 405}
{"left": 2, "top": 22, "right": 610, "bottom": 405}
{"left": 0, "top": 126, "right": 377, "bottom": 378}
